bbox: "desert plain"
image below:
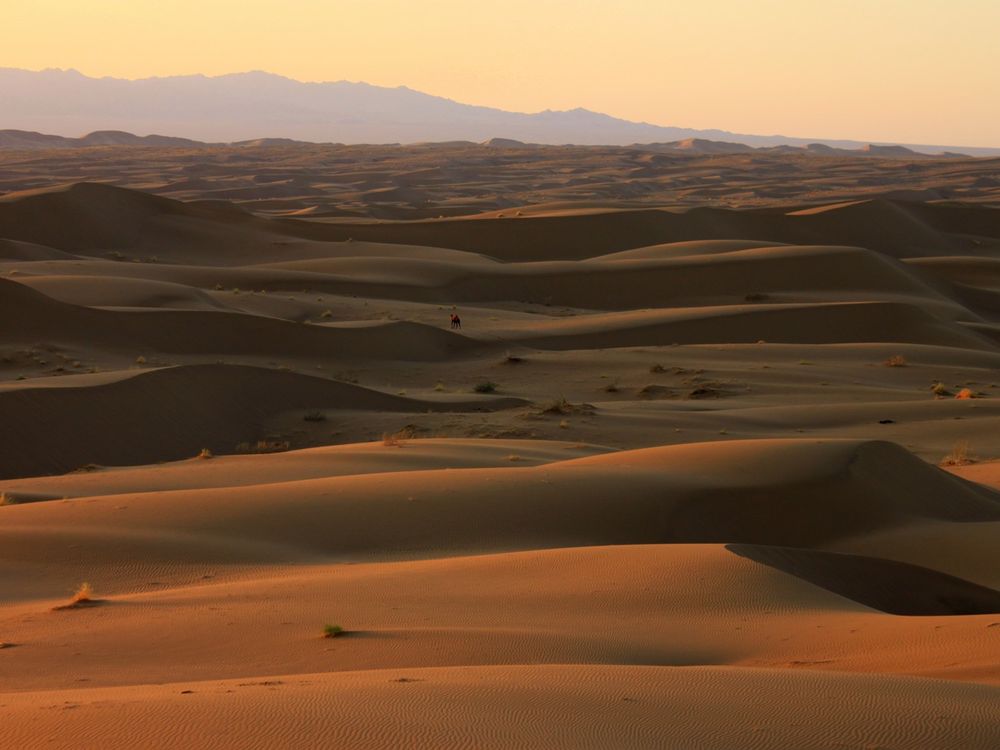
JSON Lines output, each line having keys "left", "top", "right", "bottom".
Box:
{"left": 1, "top": 140, "right": 999, "bottom": 748}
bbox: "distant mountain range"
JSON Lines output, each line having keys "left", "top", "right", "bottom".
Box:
{"left": 3, "top": 67, "right": 999, "bottom": 156}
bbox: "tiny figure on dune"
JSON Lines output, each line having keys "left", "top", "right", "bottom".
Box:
{"left": 450, "top": 312, "right": 462, "bottom": 329}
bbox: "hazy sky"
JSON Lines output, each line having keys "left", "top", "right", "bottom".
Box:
{"left": 3, "top": 0, "right": 999, "bottom": 146}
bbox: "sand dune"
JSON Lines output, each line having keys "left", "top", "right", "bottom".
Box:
{"left": 0, "top": 365, "right": 525, "bottom": 478}
{"left": 3, "top": 155, "right": 1000, "bottom": 748}
{"left": 494, "top": 301, "right": 991, "bottom": 350}
{"left": 3, "top": 439, "right": 996, "bottom": 561}
{"left": 729, "top": 544, "right": 1000, "bottom": 615}
{"left": 4, "top": 665, "right": 998, "bottom": 750}
{"left": 0, "top": 278, "right": 479, "bottom": 360}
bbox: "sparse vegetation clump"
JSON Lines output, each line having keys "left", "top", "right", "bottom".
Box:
{"left": 473, "top": 381, "right": 498, "bottom": 394}
{"left": 883, "top": 355, "right": 907, "bottom": 367}
{"left": 955, "top": 388, "right": 977, "bottom": 400}
{"left": 303, "top": 411, "right": 326, "bottom": 422}
{"left": 502, "top": 352, "right": 525, "bottom": 365}
{"left": 649, "top": 363, "right": 666, "bottom": 374}
{"left": 931, "top": 382, "right": 952, "bottom": 397}
{"left": 602, "top": 379, "right": 620, "bottom": 393}
{"left": 197, "top": 448, "right": 214, "bottom": 459}
{"left": 323, "top": 624, "right": 344, "bottom": 638}
{"left": 941, "top": 441, "right": 976, "bottom": 467}
{"left": 540, "top": 396, "right": 572, "bottom": 415}
{"left": 0, "top": 492, "right": 15, "bottom": 507}
{"left": 53, "top": 582, "right": 100, "bottom": 611}
{"left": 73, "top": 582, "right": 94, "bottom": 603}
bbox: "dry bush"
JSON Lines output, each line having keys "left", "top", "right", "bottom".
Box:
{"left": 323, "top": 624, "right": 344, "bottom": 638}
{"left": 474, "top": 381, "right": 498, "bottom": 393}
{"left": 0, "top": 492, "right": 14, "bottom": 507}
{"left": 883, "top": 355, "right": 907, "bottom": 367}
{"left": 197, "top": 448, "right": 213, "bottom": 459}
{"left": 955, "top": 388, "right": 977, "bottom": 400}
{"left": 73, "top": 582, "right": 94, "bottom": 603}
{"left": 53, "top": 582, "right": 99, "bottom": 611}
{"left": 502, "top": 352, "right": 525, "bottom": 365}
{"left": 507, "top": 454, "right": 522, "bottom": 462}
{"left": 931, "top": 382, "right": 952, "bottom": 397}
{"left": 540, "top": 397, "right": 572, "bottom": 415}
{"left": 940, "top": 441, "right": 976, "bottom": 467}
{"left": 602, "top": 379, "right": 620, "bottom": 393}
{"left": 649, "top": 363, "right": 666, "bottom": 374}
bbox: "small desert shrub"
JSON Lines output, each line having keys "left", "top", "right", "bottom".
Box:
{"left": 303, "top": 411, "right": 326, "bottom": 422}
{"left": 0, "top": 492, "right": 14, "bottom": 507}
{"left": 502, "top": 352, "right": 524, "bottom": 365}
{"left": 649, "top": 363, "right": 666, "bottom": 374}
{"left": 197, "top": 448, "right": 213, "bottom": 459}
{"left": 73, "top": 582, "right": 94, "bottom": 603}
{"left": 507, "top": 454, "right": 522, "bottom": 462}
{"left": 473, "top": 381, "right": 498, "bottom": 394}
{"left": 558, "top": 419, "right": 570, "bottom": 429}
{"left": 320, "top": 309, "right": 333, "bottom": 319}
{"left": 883, "top": 355, "right": 907, "bottom": 367}
{"left": 931, "top": 382, "right": 952, "bottom": 397}
{"left": 540, "top": 397, "right": 572, "bottom": 415}
{"left": 434, "top": 381, "right": 446, "bottom": 392}
{"left": 603, "top": 379, "right": 620, "bottom": 393}
{"left": 135, "top": 355, "right": 147, "bottom": 365}
{"left": 323, "top": 624, "right": 344, "bottom": 638}
{"left": 941, "top": 441, "right": 976, "bottom": 467}
{"left": 955, "top": 388, "right": 977, "bottom": 400}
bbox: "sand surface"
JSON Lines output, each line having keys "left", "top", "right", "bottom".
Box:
{"left": 1, "top": 145, "right": 999, "bottom": 748}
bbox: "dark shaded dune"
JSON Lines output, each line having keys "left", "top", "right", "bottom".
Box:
{"left": 2, "top": 183, "right": 997, "bottom": 263}
{"left": 904, "top": 200, "right": 1000, "bottom": 240}
{"left": 0, "top": 183, "right": 313, "bottom": 264}
{"left": 781, "top": 200, "right": 970, "bottom": 257}
{"left": 504, "top": 301, "right": 992, "bottom": 351}
{"left": 280, "top": 199, "right": 999, "bottom": 261}
{"left": 906, "top": 257, "right": 1000, "bottom": 290}
{"left": 433, "top": 245, "right": 962, "bottom": 311}
{"left": 728, "top": 544, "right": 1000, "bottom": 615}
{"left": 60, "top": 244, "right": 961, "bottom": 314}
{"left": 17, "top": 275, "right": 230, "bottom": 310}
{"left": 0, "top": 238, "right": 79, "bottom": 261}
{"left": 0, "top": 364, "right": 524, "bottom": 479}
{"left": 0, "top": 278, "right": 477, "bottom": 360}
{"left": 0, "top": 182, "right": 190, "bottom": 249}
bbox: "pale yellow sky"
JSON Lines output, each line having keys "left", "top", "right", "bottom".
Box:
{"left": 3, "top": 0, "right": 999, "bottom": 146}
